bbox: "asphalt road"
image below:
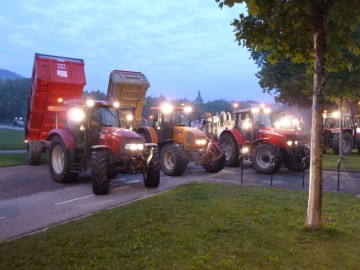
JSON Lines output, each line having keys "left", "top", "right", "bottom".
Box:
{"left": 0, "top": 162, "right": 359, "bottom": 242}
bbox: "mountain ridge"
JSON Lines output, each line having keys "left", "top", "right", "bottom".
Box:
{"left": 0, "top": 69, "right": 26, "bottom": 81}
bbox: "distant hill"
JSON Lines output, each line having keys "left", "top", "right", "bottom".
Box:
{"left": 0, "top": 69, "right": 25, "bottom": 81}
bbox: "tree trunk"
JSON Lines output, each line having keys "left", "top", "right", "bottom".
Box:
{"left": 306, "top": 1, "right": 328, "bottom": 231}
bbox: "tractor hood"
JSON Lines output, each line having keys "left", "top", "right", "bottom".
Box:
{"left": 259, "top": 127, "right": 298, "bottom": 148}
{"left": 173, "top": 126, "right": 208, "bottom": 150}
{"left": 99, "top": 127, "right": 143, "bottom": 156}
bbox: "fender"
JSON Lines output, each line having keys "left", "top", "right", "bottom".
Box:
{"left": 220, "top": 128, "right": 245, "bottom": 145}
{"left": 137, "top": 126, "right": 158, "bottom": 143}
{"left": 47, "top": 128, "right": 77, "bottom": 149}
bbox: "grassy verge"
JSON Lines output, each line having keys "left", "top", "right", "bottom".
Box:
{"left": 323, "top": 150, "right": 360, "bottom": 171}
{"left": 1, "top": 183, "right": 360, "bottom": 269}
{"left": 0, "top": 128, "right": 26, "bottom": 150}
{"left": 0, "top": 153, "right": 27, "bottom": 167}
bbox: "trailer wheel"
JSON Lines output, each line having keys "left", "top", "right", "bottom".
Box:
{"left": 160, "top": 143, "right": 188, "bottom": 176}
{"left": 49, "top": 136, "right": 75, "bottom": 183}
{"left": 218, "top": 133, "right": 240, "bottom": 167}
{"left": 251, "top": 144, "right": 282, "bottom": 174}
{"left": 27, "top": 140, "right": 42, "bottom": 165}
{"left": 143, "top": 150, "right": 160, "bottom": 188}
{"left": 332, "top": 133, "right": 353, "bottom": 155}
{"left": 91, "top": 149, "right": 110, "bottom": 195}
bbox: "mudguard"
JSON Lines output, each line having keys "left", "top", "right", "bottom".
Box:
{"left": 220, "top": 128, "right": 245, "bottom": 145}
{"left": 137, "top": 126, "right": 158, "bottom": 143}
{"left": 47, "top": 128, "right": 77, "bottom": 150}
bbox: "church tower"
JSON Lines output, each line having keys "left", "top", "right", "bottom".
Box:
{"left": 194, "top": 90, "right": 203, "bottom": 103}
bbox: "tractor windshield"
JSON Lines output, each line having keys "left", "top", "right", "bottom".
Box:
{"left": 323, "top": 116, "right": 351, "bottom": 129}
{"left": 172, "top": 110, "right": 190, "bottom": 126}
{"left": 90, "top": 107, "right": 121, "bottom": 128}
{"left": 253, "top": 112, "right": 272, "bottom": 128}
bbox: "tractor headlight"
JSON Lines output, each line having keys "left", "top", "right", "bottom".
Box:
{"left": 242, "top": 146, "right": 249, "bottom": 154}
{"left": 126, "top": 114, "right": 134, "bottom": 121}
{"left": 287, "top": 140, "right": 298, "bottom": 146}
{"left": 160, "top": 103, "right": 174, "bottom": 114}
{"left": 196, "top": 139, "right": 207, "bottom": 145}
{"left": 86, "top": 99, "right": 95, "bottom": 107}
{"left": 125, "top": 143, "right": 144, "bottom": 151}
{"left": 67, "top": 107, "right": 85, "bottom": 123}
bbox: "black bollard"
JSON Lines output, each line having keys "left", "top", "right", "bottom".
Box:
{"left": 302, "top": 157, "right": 307, "bottom": 189}
{"left": 240, "top": 154, "right": 244, "bottom": 184}
{"left": 270, "top": 156, "right": 275, "bottom": 187}
{"left": 337, "top": 157, "right": 341, "bottom": 192}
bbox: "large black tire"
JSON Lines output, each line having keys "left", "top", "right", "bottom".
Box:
{"left": 202, "top": 152, "right": 226, "bottom": 173}
{"left": 160, "top": 143, "right": 188, "bottom": 176}
{"left": 284, "top": 145, "right": 310, "bottom": 172}
{"left": 358, "top": 145, "right": 360, "bottom": 154}
{"left": 137, "top": 130, "right": 151, "bottom": 143}
{"left": 332, "top": 133, "right": 353, "bottom": 155}
{"left": 48, "top": 136, "right": 76, "bottom": 183}
{"left": 91, "top": 149, "right": 110, "bottom": 195}
{"left": 143, "top": 150, "right": 161, "bottom": 188}
{"left": 27, "top": 140, "right": 42, "bottom": 165}
{"left": 251, "top": 144, "right": 282, "bottom": 174}
{"left": 218, "top": 133, "right": 240, "bottom": 167}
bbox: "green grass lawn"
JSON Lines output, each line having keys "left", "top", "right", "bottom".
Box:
{"left": 0, "top": 153, "right": 27, "bottom": 167}
{"left": 0, "top": 183, "right": 359, "bottom": 269}
{"left": 323, "top": 150, "right": 360, "bottom": 171}
{"left": 0, "top": 128, "right": 26, "bottom": 150}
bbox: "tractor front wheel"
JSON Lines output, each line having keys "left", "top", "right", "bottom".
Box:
{"left": 91, "top": 149, "right": 110, "bottom": 195}
{"left": 251, "top": 144, "right": 282, "bottom": 174}
{"left": 160, "top": 144, "right": 188, "bottom": 176}
{"left": 202, "top": 146, "right": 226, "bottom": 173}
{"left": 143, "top": 150, "right": 161, "bottom": 188}
{"left": 48, "top": 136, "right": 75, "bottom": 183}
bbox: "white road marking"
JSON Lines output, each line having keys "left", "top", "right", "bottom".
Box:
{"left": 54, "top": 186, "right": 130, "bottom": 206}
{"left": 0, "top": 216, "right": 6, "bottom": 220}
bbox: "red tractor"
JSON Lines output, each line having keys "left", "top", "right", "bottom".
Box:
{"left": 322, "top": 111, "right": 359, "bottom": 155}
{"left": 218, "top": 106, "right": 310, "bottom": 174}
{"left": 25, "top": 54, "right": 160, "bottom": 195}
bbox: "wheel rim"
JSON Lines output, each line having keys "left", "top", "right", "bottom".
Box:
{"left": 163, "top": 151, "right": 175, "bottom": 170}
{"left": 256, "top": 150, "right": 271, "bottom": 168}
{"left": 52, "top": 144, "right": 64, "bottom": 174}
{"left": 222, "top": 143, "right": 233, "bottom": 161}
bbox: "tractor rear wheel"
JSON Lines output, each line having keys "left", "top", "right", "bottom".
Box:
{"left": 48, "top": 136, "right": 75, "bottom": 183}
{"left": 27, "top": 140, "right": 42, "bottom": 165}
{"left": 251, "top": 144, "right": 282, "bottom": 174}
{"left": 218, "top": 133, "right": 240, "bottom": 167}
{"left": 160, "top": 143, "right": 188, "bottom": 176}
{"left": 143, "top": 150, "right": 160, "bottom": 187}
{"left": 91, "top": 149, "right": 110, "bottom": 195}
{"left": 332, "top": 133, "right": 353, "bottom": 155}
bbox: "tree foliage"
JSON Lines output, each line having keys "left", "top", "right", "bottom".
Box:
{"left": 0, "top": 79, "right": 30, "bottom": 120}
{"left": 216, "top": 0, "right": 360, "bottom": 231}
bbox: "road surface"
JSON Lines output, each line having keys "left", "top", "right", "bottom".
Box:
{"left": 0, "top": 162, "right": 359, "bottom": 242}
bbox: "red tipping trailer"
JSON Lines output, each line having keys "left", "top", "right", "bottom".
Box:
{"left": 25, "top": 53, "right": 86, "bottom": 165}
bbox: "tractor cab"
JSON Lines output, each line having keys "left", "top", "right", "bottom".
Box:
{"left": 233, "top": 106, "right": 272, "bottom": 142}
{"left": 150, "top": 104, "right": 196, "bottom": 144}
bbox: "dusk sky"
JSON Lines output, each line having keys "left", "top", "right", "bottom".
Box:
{"left": 0, "top": 0, "right": 275, "bottom": 103}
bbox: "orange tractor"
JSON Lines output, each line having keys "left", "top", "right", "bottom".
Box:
{"left": 134, "top": 104, "right": 226, "bottom": 176}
